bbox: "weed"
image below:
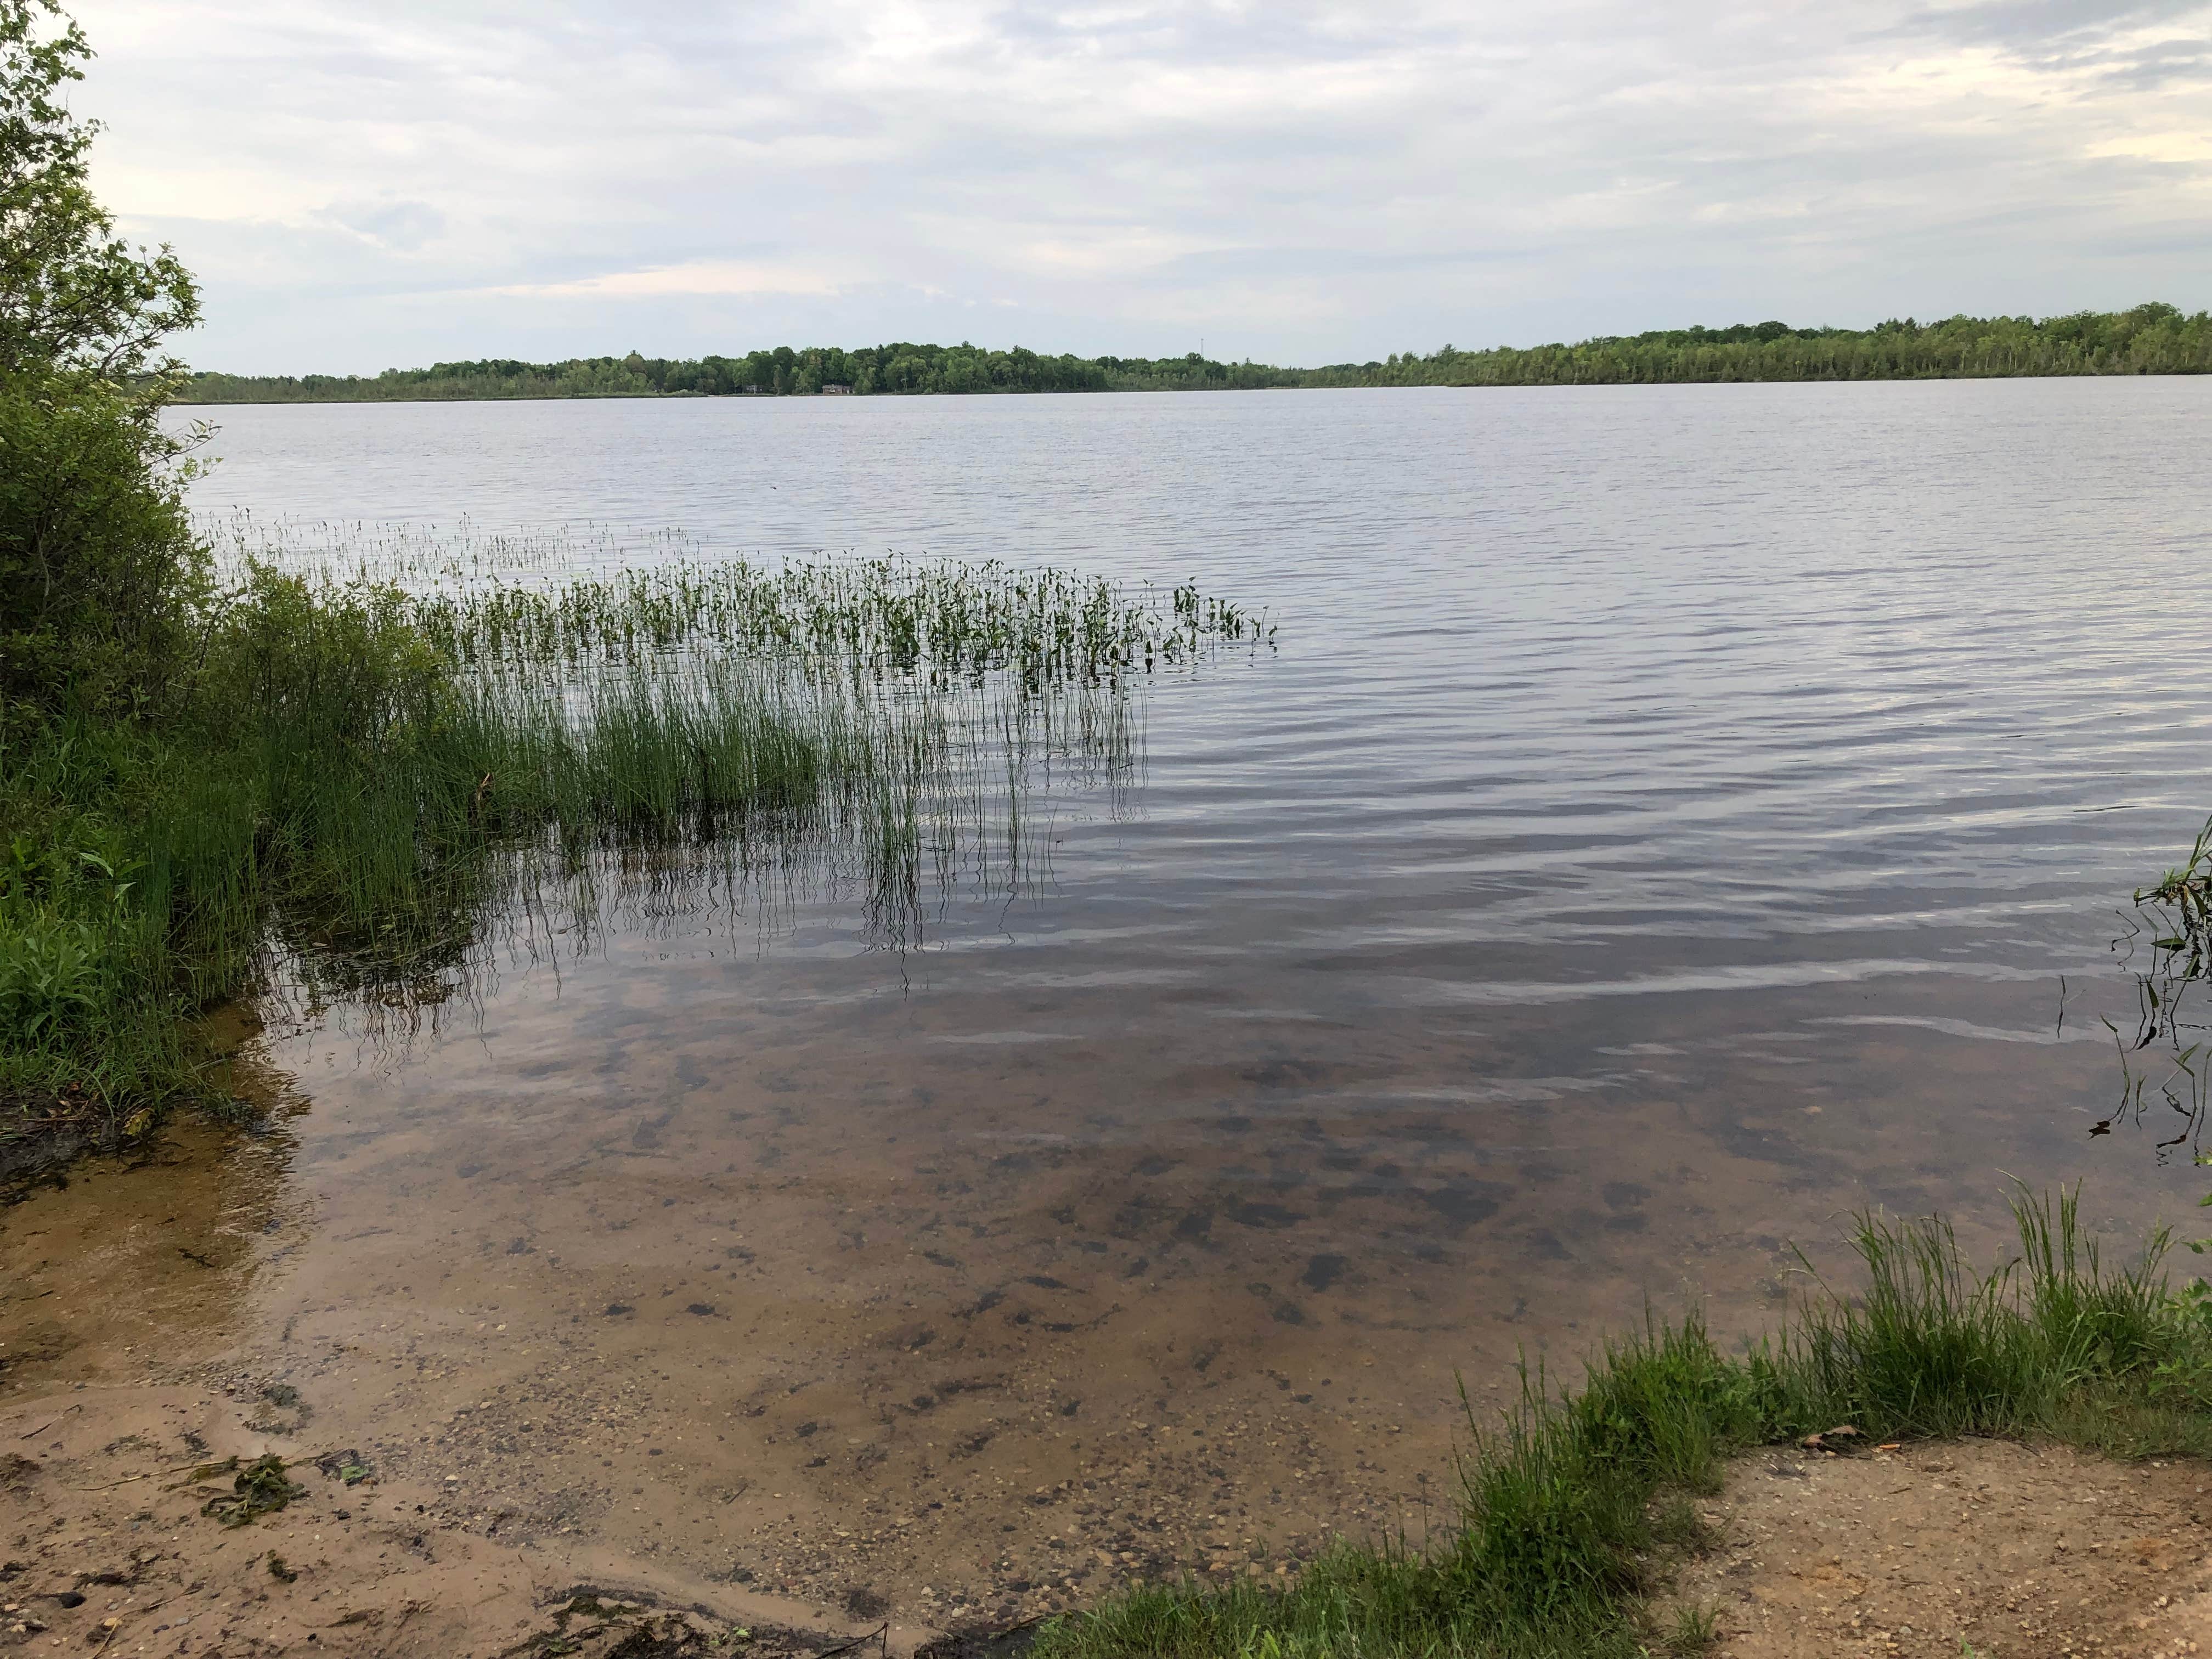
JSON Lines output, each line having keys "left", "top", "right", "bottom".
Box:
{"left": 1032, "top": 1192, "right": 2212, "bottom": 1659}
{"left": 1660, "top": 1601, "right": 1719, "bottom": 1655}
{"left": 200, "top": 1454, "right": 303, "bottom": 1527}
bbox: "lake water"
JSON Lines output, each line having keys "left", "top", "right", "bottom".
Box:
{"left": 182, "top": 379, "right": 2212, "bottom": 1183}
{"left": 13, "top": 380, "right": 2212, "bottom": 1621}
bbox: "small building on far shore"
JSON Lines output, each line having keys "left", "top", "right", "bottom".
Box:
{"left": 821, "top": 383, "right": 853, "bottom": 395}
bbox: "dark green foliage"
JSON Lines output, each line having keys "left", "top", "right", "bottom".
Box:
{"left": 1311, "top": 303, "right": 2212, "bottom": 387}
{"left": 0, "top": 0, "right": 198, "bottom": 379}
{"left": 1033, "top": 1193, "right": 2212, "bottom": 1659}
{"left": 1, "top": 0, "right": 215, "bottom": 1138}
{"left": 1, "top": 0, "right": 206, "bottom": 718}
{"left": 179, "top": 343, "right": 1304, "bottom": 402}
{"left": 0, "top": 375, "right": 208, "bottom": 714}
{"left": 1, "top": 716, "right": 174, "bottom": 1076}
{"left": 177, "top": 305, "right": 2212, "bottom": 405}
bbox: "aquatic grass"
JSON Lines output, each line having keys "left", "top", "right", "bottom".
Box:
{"left": 7, "top": 531, "right": 1238, "bottom": 1163}
{"left": 2104, "top": 812, "right": 2212, "bottom": 1155}
{"left": 409, "top": 554, "right": 1269, "bottom": 681}
{"left": 204, "top": 516, "right": 1272, "bottom": 680}
{"left": 1032, "top": 1192, "right": 2212, "bottom": 1659}
{"left": 202, "top": 513, "right": 613, "bottom": 593}
{"left": 199, "top": 594, "right": 1015, "bottom": 1003}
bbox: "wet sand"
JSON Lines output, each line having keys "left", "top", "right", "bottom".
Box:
{"left": 0, "top": 1376, "right": 901, "bottom": 1658}
{"left": 2, "top": 910, "right": 2183, "bottom": 1646}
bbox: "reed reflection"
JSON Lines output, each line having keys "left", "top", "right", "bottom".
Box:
{"left": 228, "top": 521, "right": 1265, "bottom": 1047}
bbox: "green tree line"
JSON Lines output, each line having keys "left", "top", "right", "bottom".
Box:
{"left": 178, "top": 304, "right": 2211, "bottom": 403}
{"left": 1310, "top": 304, "right": 2212, "bottom": 387}
{"left": 179, "top": 342, "right": 1307, "bottom": 402}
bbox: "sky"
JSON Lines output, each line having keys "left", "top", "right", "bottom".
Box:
{"left": 66, "top": 0, "right": 2212, "bottom": 373}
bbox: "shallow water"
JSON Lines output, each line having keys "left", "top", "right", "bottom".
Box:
{"left": 8, "top": 380, "right": 2212, "bottom": 1622}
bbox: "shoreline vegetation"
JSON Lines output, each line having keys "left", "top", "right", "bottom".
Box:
{"left": 1031, "top": 1190, "right": 2212, "bottom": 1659}
{"left": 176, "top": 304, "right": 2211, "bottom": 404}
{"left": 2, "top": 527, "right": 1268, "bottom": 1183}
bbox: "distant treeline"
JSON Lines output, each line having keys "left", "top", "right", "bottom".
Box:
{"left": 1333, "top": 303, "right": 2212, "bottom": 387}
{"left": 179, "top": 343, "right": 1299, "bottom": 402}
{"left": 177, "top": 303, "right": 2211, "bottom": 403}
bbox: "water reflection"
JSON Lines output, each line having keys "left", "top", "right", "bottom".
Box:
{"left": 255, "top": 672, "right": 1157, "bottom": 1056}
{"left": 217, "top": 524, "right": 1218, "bottom": 1037}
{"left": 2103, "top": 823, "right": 2212, "bottom": 1160}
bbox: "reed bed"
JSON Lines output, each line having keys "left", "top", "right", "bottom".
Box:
{"left": 189, "top": 549, "right": 1171, "bottom": 1005}
{"left": 413, "top": 558, "right": 1267, "bottom": 682}
{"left": 204, "top": 515, "right": 1274, "bottom": 682}
{"left": 5, "top": 522, "right": 1251, "bottom": 1151}
{"left": 204, "top": 512, "right": 604, "bottom": 590}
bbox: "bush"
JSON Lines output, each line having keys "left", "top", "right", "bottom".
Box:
{"left": 2, "top": 0, "right": 206, "bottom": 719}
{"left": 0, "top": 566, "right": 466, "bottom": 1146}
{"left": 0, "top": 373, "right": 208, "bottom": 715}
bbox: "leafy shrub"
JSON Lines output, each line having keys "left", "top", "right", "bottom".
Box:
{"left": 0, "top": 374, "right": 210, "bottom": 715}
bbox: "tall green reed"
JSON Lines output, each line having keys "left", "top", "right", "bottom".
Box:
{"left": 5, "top": 522, "right": 1259, "bottom": 1140}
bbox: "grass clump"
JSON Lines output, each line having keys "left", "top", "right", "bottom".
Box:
{"left": 1033, "top": 1189, "right": 2212, "bottom": 1659}
{"left": 199, "top": 518, "right": 1272, "bottom": 684}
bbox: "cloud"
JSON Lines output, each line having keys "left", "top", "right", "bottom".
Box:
{"left": 1887, "top": 0, "right": 2206, "bottom": 48}
{"left": 486, "top": 258, "right": 850, "bottom": 299}
{"left": 2086, "top": 131, "right": 2212, "bottom": 161}
{"left": 66, "top": 0, "right": 2212, "bottom": 371}
{"left": 322, "top": 199, "right": 447, "bottom": 252}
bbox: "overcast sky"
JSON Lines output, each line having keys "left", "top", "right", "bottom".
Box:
{"left": 68, "top": 0, "right": 2212, "bottom": 373}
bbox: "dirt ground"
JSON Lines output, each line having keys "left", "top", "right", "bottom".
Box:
{"left": 1673, "top": 1437, "right": 2212, "bottom": 1659}
{"left": 0, "top": 1114, "right": 1466, "bottom": 1637}
{"left": 14, "top": 1402, "right": 2212, "bottom": 1659}
{"left": 0, "top": 1383, "right": 921, "bottom": 1658}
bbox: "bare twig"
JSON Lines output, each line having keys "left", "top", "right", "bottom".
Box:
{"left": 814, "top": 1622, "right": 889, "bottom": 1659}
{"left": 69, "top": 1472, "right": 148, "bottom": 1493}
{"left": 18, "top": 1404, "right": 80, "bottom": 1439}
